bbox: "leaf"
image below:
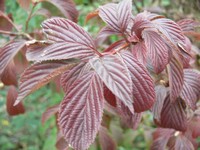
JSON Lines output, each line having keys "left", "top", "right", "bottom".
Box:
{"left": 152, "top": 85, "right": 168, "bottom": 121}
{"left": 17, "top": 0, "right": 32, "bottom": 10}
{"left": 152, "top": 17, "right": 185, "bottom": 44}
{"left": 168, "top": 134, "right": 195, "bottom": 150}
{"left": 56, "top": 130, "right": 69, "bottom": 150}
{"left": 98, "top": 0, "right": 132, "bottom": 33}
{"left": 15, "top": 60, "right": 78, "bottom": 105}
{"left": 0, "top": 40, "right": 26, "bottom": 75}
{"left": 41, "top": 104, "right": 60, "bottom": 124}
{"left": 151, "top": 128, "right": 175, "bottom": 150}
{"left": 0, "top": 61, "right": 18, "bottom": 86}
{"left": 41, "top": 18, "right": 97, "bottom": 60}
{"left": 32, "top": 8, "right": 51, "bottom": 18}
{"left": 99, "top": 126, "right": 117, "bottom": 150}
{"left": 188, "top": 115, "right": 200, "bottom": 138}
{"left": 180, "top": 69, "right": 200, "bottom": 110}
{"left": 0, "top": 11, "right": 14, "bottom": 31}
{"left": 59, "top": 71, "right": 104, "bottom": 150}
{"left": 6, "top": 86, "right": 25, "bottom": 116}
{"left": 177, "top": 19, "right": 200, "bottom": 32}
{"left": 89, "top": 54, "right": 133, "bottom": 112}
{"left": 0, "top": 0, "right": 5, "bottom": 11}
{"left": 121, "top": 51, "right": 155, "bottom": 112}
{"left": 160, "top": 94, "right": 187, "bottom": 131}
{"left": 103, "top": 85, "right": 117, "bottom": 107}
{"left": 39, "top": 0, "right": 78, "bottom": 22}
{"left": 85, "top": 10, "right": 99, "bottom": 23}
{"left": 131, "top": 41, "right": 147, "bottom": 65}
{"left": 142, "top": 28, "right": 171, "bottom": 73}
{"left": 167, "top": 56, "right": 184, "bottom": 102}
{"left": 117, "top": 99, "right": 142, "bottom": 130}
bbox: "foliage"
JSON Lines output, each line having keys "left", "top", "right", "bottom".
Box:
{"left": 0, "top": 0, "right": 200, "bottom": 150}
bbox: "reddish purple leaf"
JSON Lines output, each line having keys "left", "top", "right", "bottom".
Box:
{"left": 188, "top": 115, "right": 200, "bottom": 138}
{"left": 98, "top": 0, "right": 132, "bottom": 33}
{"left": 39, "top": 0, "right": 78, "bottom": 22}
{"left": 41, "top": 18, "right": 97, "bottom": 60}
{"left": 117, "top": 99, "right": 142, "bottom": 129}
{"left": 0, "top": 40, "right": 26, "bottom": 75}
{"left": 15, "top": 60, "right": 78, "bottom": 105}
{"left": 89, "top": 54, "right": 133, "bottom": 112}
{"left": 152, "top": 85, "right": 168, "bottom": 121}
{"left": 0, "top": 11, "right": 14, "bottom": 31}
{"left": 56, "top": 130, "right": 69, "bottom": 150}
{"left": 32, "top": 8, "right": 51, "bottom": 18}
{"left": 168, "top": 56, "right": 184, "bottom": 102}
{"left": 160, "top": 94, "right": 187, "bottom": 131}
{"left": 168, "top": 134, "right": 195, "bottom": 150}
{"left": 41, "top": 104, "right": 60, "bottom": 124}
{"left": 142, "top": 28, "right": 171, "bottom": 73}
{"left": 6, "top": 86, "right": 25, "bottom": 116}
{"left": 0, "top": 0, "right": 5, "bottom": 11}
{"left": 1, "top": 61, "right": 18, "bottom": 86}
{"left": 131, "top": 41, "right": 147, "bottom": 65}
{"left": 151, "top": 128, "right": 175, "bottom": 150}
{"left": 59, "top": 71, "right": 104, "bottom": 150}
{"left": 177, "top": 19, "right": 200, "bottom": 32}
{"left": 99, "top": 126, "right": 117, "bottom": 150}
{"left": 121, "top": 51, "right": 155, "bottom": 112}
{"left": 61, "top": 62, "right": 86, "bottom": 93}
{"left": 180, "top": 69, "right": 200, "bottom": 110}
{"left": 103, "top": 85, "right": 117, "bottom": 107}
{"left": 152, "top": 17, "right": 185, "bottom": 44}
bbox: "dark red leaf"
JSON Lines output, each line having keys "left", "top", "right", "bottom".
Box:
{"left": 59, "top": 71, "right": 104, "bottom": 150}
{"left": 1, "top": 61, "right": 18, "bottom": 86}
{"left": 168, "top": 56, "right": 184, "bottom": 102}
{"left": 41, "top": 104, "right": 59, "bottom": 124}
{"left": 0, "top": 40, "right": 26, "bottom": 75}
{"left": 6, "top": 86, "right": 25, "bottom": 116}
{"left": 103, "top": 85, "right": 117, "bottom": 107}
{"left": 177, "top": 19, "right": 200, "bottom": 32}
{"left": 39, "top": 0, "right": 78, "bottom": 22}
{"left": 180, "top": 69, "right": 200, "bottom": 110}
{"left": 15, "top": 60, "right": 78, "bottom": 105}
{"left": 56, "top": 130, "right": 69, "bottom": 150}
{"left": 99, "top": 126, "right": 117, "bottom": 150}
{"left": 160, "top": 94, "right": 187, "bottom": 131}
{"left": 142, "top": 28, "right": 171, "bottom": 73}
{"left": 151, "top": 128, "right": 175, "bottom": 150}
{"left": 89, "top": 54, "right": 133, "bottom": 112}
{"left": 98, "top": 0, "right": 132, "bottom": 33}
{"left": 121, "top": 51, "right": 155, "bottom": 112}
{"left": 152, "top": 85, "right": 168, "bottom": 121}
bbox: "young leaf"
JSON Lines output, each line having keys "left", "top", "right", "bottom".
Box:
{"left": 99, "top": 126, "right": 117, "bottom": 150}
{"left": 121, "top": 51, "right": 155, "bottom": 112}
{"left": 59, "top": 71, "right": 104, "bottom": 150}
{"left": 41, "top": 104, "right": 59, "bottom": 124}
{"left": 142, "top": 28, "right": 171, "bottom": 73}
{"left": 89, "top": 54, "right": 133, "bottom": 112}
{"left": 167, "top": 56, "right": 184, "bottom": 102}
{"left": 6, "top": 86, "right": 25, "bottom": 116}
{"left": 39, "top": 0, "right": 78, "bottom": 22}
{"left": 180, "top": 69, "right": 200, "bottom": 110}
{"left": 15, "top": 60, "right": 78, "bottom": 105}
{"left": 98, "top": 0, "right": 132, "bottom": 33}
{"left": 160, "top": 94, "right": 187, "bottom": 131}
{"left": 0, "top": 40, "right": 26, "bottom": 75}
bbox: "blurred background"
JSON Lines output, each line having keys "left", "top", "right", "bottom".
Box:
{"left": 0, "top": 0, "right": 200, "bottom": 150}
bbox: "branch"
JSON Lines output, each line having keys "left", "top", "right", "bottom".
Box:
{"left": 25, "top": 2, "right": 38, "bottom": 32}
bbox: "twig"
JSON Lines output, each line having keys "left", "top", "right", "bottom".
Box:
{"left": 25, "top": 2, "right": 38, "bottom": 32}
{"left": 132, "top": 0, "right": 140, "bottom": 13}
{"left": 0, "top": 30, "right": 33, "bottom": 40}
